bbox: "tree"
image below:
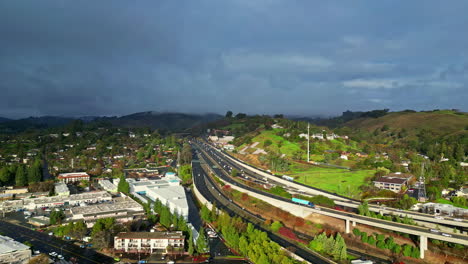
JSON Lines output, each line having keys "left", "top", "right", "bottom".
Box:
{"left": 270, "top": 221, "right": 283, "bottom": 232}
{"left": 188, "top": 230, "right": 194, "bottom": 256}
{"left": 0, "top": 166, "right": 12, "bottom": 186}
{"left": 27, "top": 159, "right": 42, "bottom": 184}
{"left": 15, "top": 165, "right": 27, "bottom": 187}
{"left": 225, "top": 111, "right": 233, "bottom": 118}
{"left": 49, "top": 209, "right": 65, "bottom": 225}
{"left": 358, "top": 200, "right": 370, "bottom": 216}
{"left": 231, "top": 169, "right": 239, "bottom": 177}
{"left": 117, "top": 174, "right": 129, "bottom": 194}
{"left": 196, "top": 227, "right": 209, "bottom": 253}
{"left": 235, "top": 113, "right": 247, "bottom": 119}
{"left": 200, "top": 204, "right": 212, "bottom": 222}
{"left": 159, "top": 206, "right": 172, "bottom": 228}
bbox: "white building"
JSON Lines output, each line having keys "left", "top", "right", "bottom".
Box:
{"left": 114, "top": 231, "right": 185, "bottom": 254}
{"left": 129, "top": 176, "right": 189, "bottom": 218}
{"left": 55, "top": 182, "right": 70, "bottom": 196}
{"left": 0, "top": 235, "right": 31, "bottom": 264}
{"left": 0, "top": 191, "right": 112, "bottom": 211}
{"left": 58, "top": 172, "right": 90, "bottom": 183}
{"left": 70, "top": 197, "right": 144, "bottom": 227}
{"left": 98, "top": 179, "right": 118, "bottom": 193}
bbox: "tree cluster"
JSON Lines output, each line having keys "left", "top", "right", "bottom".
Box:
{"left": 308, "top": 232, "right": 347, "bottom": 261}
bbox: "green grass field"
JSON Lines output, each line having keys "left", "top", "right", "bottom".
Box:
{"left": 288, "top": 162, "right": 375, "bottom": 199}
{"left": 435, "top": 198, "right": 468, "bottom": 209}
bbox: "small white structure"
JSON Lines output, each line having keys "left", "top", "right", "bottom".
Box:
{"left": 54, "top": 182, "right": 70, "bottom": 196}
{"left": 98, "top": 179, "right": 118, "bottom": 193}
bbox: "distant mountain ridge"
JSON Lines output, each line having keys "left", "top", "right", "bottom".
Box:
{"left": 0, "top": 117, "right": 11, "bottom": 123}
{"left": 0, "top": 111, "right": 223, "bottom": 132}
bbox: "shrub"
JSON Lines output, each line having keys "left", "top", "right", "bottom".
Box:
{"left": 270, "top": 221, "right": 283, "bottom": 232}
{"left": 352, "top": 228, "right": 361, "bottom": 237}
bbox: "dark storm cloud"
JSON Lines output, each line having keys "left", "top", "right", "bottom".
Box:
{"left": 1, "top": 0, "right": 467, "bottom": 118}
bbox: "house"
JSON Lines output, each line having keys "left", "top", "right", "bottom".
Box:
{"left": 271, "top": 124, "right": 283, "bottom": 129}
{"left": 114, "top": 231, "right": 185, "bottom": 254}
{"left": 223, "top": 144, "right": 235, "bottom": 151}
{"left": 58, "top": 172, "right": 90, "bottom": 183}
{"left": 373, "top": 173, "right": 413, "bottom": 193}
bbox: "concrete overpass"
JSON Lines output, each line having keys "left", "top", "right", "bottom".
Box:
{"left": 194, "top": 142, "right": 468, "bottom": 259}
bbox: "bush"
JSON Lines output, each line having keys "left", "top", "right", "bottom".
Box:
{"left": 270, "top": 221, "right": 283, "bottom": 232}
{"left": 352, "top": 228, "right": 361, "bottom": 237}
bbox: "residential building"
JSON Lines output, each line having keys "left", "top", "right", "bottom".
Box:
{"left": 0, "top": 235, "right": 31, "bottom": 264}
{"left": 55, "top": 183, "right": 70, "bottom": 196}
{"left": 98, "top": 179, "right": 118, "bottom": 193}
{"left": 114, "top": 231, "right": 185, "bottom": 254}
{"left": 58, "top": 172, "right": 90, "bottom": 183}
{"left": 373, "top": 173, "right": 413, "bottom": 193}
{"left": 69, "top": 197, "right": 144, "bottom": 227}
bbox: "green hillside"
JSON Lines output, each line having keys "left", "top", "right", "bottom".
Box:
{"left": 345, "top": 110, "right": 468, "bottom": 137}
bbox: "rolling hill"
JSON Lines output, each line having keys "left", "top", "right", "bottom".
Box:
{"left": 344, "top": 110, "right": 468, "bottom": 137}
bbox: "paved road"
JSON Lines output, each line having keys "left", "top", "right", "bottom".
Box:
{"left": 0, "top": 220, "right": 114, "bottom": 264}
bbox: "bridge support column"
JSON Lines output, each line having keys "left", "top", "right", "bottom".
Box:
{"left": 352, "top": 221, "right": 356, "bottom": 227}
{"left": 345, "top": 219, "right": 350, "bottom": 234}
{"left": 420, "top": 235, "right": 427, "bottom": 259}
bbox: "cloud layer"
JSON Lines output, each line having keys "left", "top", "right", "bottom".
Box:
{"left": 0, "top": 0, "right": 467, "bottom": 118}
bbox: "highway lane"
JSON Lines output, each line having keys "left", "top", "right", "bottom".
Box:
{"left": 193, "top": 142, "right": 468, "bottom": 246}
{"left": 198, "top": 140, "right": 468, "bottom": 229}
{"left": 0, "top": 220, "right": 114, "bottom": 264}
{"left": 191, "top": 156, "right": 333, "bottom": 264}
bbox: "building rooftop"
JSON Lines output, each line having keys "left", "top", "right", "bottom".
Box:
{"left": 71, "top": 197, "right": 143, "bottom": 216}
{"left": 115, "top": 231, "right": 184, "bottom": 240}
{"left": 58, "top": 172, "right": 89, "bottom": 178}
{"left": 0, "top": 235, "right": 30, "bottom": 254}
{"left": 55, "top": 183, "right": 69, "bottom": 193}
{"left": 99, "top": 180, "right": 117, "bottom": 191}
{"left": 374, "top": 176, "right": 409, "bottom": 185}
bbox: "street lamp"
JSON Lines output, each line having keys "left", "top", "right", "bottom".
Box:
{"left": 60, "top": 245, "right": 65, "bottom": 255}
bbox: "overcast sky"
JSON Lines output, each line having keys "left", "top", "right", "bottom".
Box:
{"left": 1, "top": 0, "right": 467, "bottom": 118}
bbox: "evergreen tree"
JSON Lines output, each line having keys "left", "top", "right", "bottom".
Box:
{"left": 0, "top": 166, "right": 12, "bottom": 186}
{"left": 200, "top": 204, "right": 212, "bottom": 222}
{"left": 117, "top": 174, "right": 130, "bottom": 194}
{"left": 188, "top": 230, "right": 194, "bottom": 256}
{"left": 196, "top": 227, "right": 208, "bottom": 253}
{"left": 159, "top": 206, "right": 172, "bottom": 228}
{"left": 15, "top": 165, "right": 27, "bottom": 186}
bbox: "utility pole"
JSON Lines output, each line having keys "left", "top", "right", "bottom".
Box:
{"left": 307, "top": 123, "right": 310, "bottom": 163}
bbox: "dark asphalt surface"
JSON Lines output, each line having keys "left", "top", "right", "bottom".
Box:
{"left": 0, "top": 220, "right": 114, "bottom": 264}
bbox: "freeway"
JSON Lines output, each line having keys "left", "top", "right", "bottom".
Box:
{"left": 193, "top": 141, "right": 468, "bottom": 250}
{"left": 193, "top": 151, "right": 392, "bottom": 264}
{"left": 199, "top": 140, "right": 468, "bottom": 229}
{"left": 192, "top": 153, "right": 334, "bottom": 264}
{"left": 0, "top": 220, "right": 114, "bottom": 264}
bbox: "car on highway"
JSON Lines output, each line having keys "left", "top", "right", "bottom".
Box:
{"left": 441, "top": 233, "right": 452, "bottom": 237}
{"left": 58, "top": 255, "right": 64, "bottom": 260}
{"left": 429, "top": 229, "right": 440, "bottom": 233}
{"left": 453, "top": 218, "right": 463, "bottom": 222}
{"left": 435, "top": 216, "right": 444, "bottom": 220}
